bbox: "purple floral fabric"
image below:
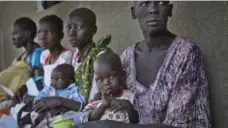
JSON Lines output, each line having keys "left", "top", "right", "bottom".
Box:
{"left": 121, "top": 37, "right": 211, "bottom": 128}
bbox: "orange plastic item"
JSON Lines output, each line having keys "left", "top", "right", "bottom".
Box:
{"left": 0, "top": 108, "right": 10, "bottom": 117}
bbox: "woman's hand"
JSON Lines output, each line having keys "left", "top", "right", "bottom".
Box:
{"left": 12, "top": 85, "right": 27, "bottom": 105}
{"left": 23, "top": 94, "right": 34, "bottom": 104}
{"left": 33, "top": 97, "right": 61, "bottom": 113}
{"left": 49, "top": 108, "right": 68, "bottom": 117}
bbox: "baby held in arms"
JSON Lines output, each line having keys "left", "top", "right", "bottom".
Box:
{"left": 80, "top": 52, "right": 136, "bottom": 123}
{"left": 20, "top": 64, "right": 85, "bottom": 128}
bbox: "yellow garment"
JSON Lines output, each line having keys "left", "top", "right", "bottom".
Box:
{"left": 0, "top": 59, "right": 31, "bottom": 101}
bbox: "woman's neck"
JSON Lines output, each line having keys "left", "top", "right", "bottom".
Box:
{"left": 143, "top": 29, "right": 176, "bottom": 51}
{"left": 24, "top": 41, "right": 35, "bottom": 54}
{"left": 77, "top": 42, "right": 94, "bottom": 62}
{"left": 49, "top": 44, "right": 65, "bottom": 63}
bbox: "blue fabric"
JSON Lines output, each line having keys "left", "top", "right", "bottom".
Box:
{"left": 33, "top": 76, "right": 45, "bottom": 89}
{"left": 33, "top": 76, "right": 44, "bottom": 82}
{"left": 31, "top": 48, "right": 44, "bottom": 68}
{"left": 34, "top": 83, "right": 86, "bottom": 103}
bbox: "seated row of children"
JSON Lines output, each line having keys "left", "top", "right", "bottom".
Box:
{"left": 13, "top": 51, "right": 135, "bottom": 128}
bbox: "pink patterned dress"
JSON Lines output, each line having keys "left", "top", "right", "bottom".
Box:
{"left": 121, "top": 37, "right": 211, "bottom": 128}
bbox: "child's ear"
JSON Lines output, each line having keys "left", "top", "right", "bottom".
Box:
{"left": 59, "top": 32, "right": 64, "bottom": 40}
{"left": 168, "top": 4, "right": 173, "bottom": 17}
{"left": 25, "top": 31, "right": 31, "bottom": 37}
{"left": 131, "top": 6, "right": 137, "bottom": 19}
{"left": 92, "top": 26, "right": 97, "bottom": 36}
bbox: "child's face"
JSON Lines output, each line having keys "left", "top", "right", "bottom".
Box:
{"left": 67, "top": 16, "right": 96, "bottom": 48}
{"left": 51, "top": 70, "right": 73, "bottom": 90}
{"left": 94, "top": 62, "right": 124, "bottom": 96}
{"left": 37, "top": 23, "right": 60, "bottom": 49}
{"left": 11, "top": 25, "right": 27, "bottom": 48}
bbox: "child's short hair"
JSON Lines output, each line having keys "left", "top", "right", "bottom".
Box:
{"left": 39, "top": 15, "right": 63, "bottom": 36}
{"left": 53, "top": 64, "right": 75, "bottom": 81}
{"left": 69, "top": 8, "right": 96, "bottom": 27}
{"left": 94, "top": 51, "right": 123, "bottom": 71}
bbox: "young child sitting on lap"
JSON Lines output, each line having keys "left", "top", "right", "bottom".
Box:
{"left": 20, "top": 64, "right": 85, "bottom": 128}
{"left": 80, "top": 52, "right": 135, "bottom": 123}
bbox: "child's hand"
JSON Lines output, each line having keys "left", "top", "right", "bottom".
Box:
{"left": 49, "top": 108, "right": 66, "bottom": 117}
{"left": 101, "top": 86, "right": 113, "bottom": 107}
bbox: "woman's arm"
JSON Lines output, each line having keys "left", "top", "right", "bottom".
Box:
{"left": 34, "top": 97, "right": 84, "bottom": 113}
{"left": 162, "top": 45, "right": 211, "bottom": 127}
{"left": 59, "top": 97, "right": 85, "bottom": 111}
{"left": 126, "top": 101, "right": 139, "bottom": 124}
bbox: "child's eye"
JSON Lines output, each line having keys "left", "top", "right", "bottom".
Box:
{"left": 47, "top": 31, "right": 52, "bottom": 36}
{"left": 159, "top": 1, "right": 163, "bottom": 5}
{"left": 51, "top": 78, "right": 56, "bottom": 82}
{"left": 158, "top": 1, "right": 166, "bottom": 5}
{"left": 58, "top": 78, "right": 62, "bottom": 81}
{"left": 140, "top": 2, "right": 148, "bottom": 6}
{"left": 67, "top": 25, "right": 71, "bottom": 30}
{"left": 37, "top": 30, "right": 40, "bottom": 34}
{"left": 109, "top": 75, "right": 116, "bottom": 79}
{"left": 96, "top": 78, "right": 102, "bottom": 83}
{"left": 76, "top": 25, "right": 82, "bottom": 30}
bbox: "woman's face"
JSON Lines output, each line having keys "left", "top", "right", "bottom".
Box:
{"left": 37, "top": 23, "right": 61, "bottom": 49}
{"left": 11, "top": 25, "right": 28, "bottom": 48}
{"left": 132, "top": 1, "right": 172, "bottom": 35}
{"left": 67, "top": 16, "right": 96, "bottom": 48}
